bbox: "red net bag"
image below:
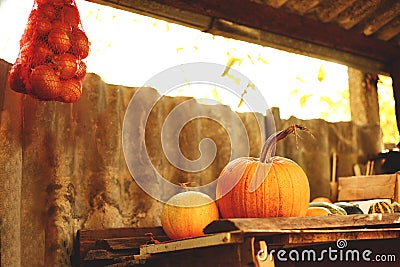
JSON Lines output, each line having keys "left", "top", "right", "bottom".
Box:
{"left": 8, "top": 0, "right": 89, "bottom": 103}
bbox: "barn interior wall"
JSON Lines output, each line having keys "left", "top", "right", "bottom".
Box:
{"left": 0, "top": 59, "right": 382, "bottom": 266}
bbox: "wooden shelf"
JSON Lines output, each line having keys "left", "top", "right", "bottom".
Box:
{"left": 77, "top": 214, "right": 400, "bottom": 267}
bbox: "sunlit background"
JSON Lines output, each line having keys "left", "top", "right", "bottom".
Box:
{"left": 0, "top": 0, "right": 397, "bottom": 144}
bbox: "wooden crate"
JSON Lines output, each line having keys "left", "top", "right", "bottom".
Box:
{"left": 338, "top": 172, "right": 400, "bottom": 202}
{"left": 76, "top": 214, "right": 400, "bottom": 267}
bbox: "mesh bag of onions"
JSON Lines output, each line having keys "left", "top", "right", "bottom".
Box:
{"left": 8, "top": 0, "right": 89, "bottom": 103}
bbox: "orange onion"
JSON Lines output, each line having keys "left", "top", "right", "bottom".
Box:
{"left": 54, "top": 53, "right": 78, "bottom": 80}
{"left": 70, "top": 28, "right": 89, "bottom": 59}
{"left": 31, "top": 41, "right": 54, "bottom": 66}
{"left": 61, "top": 5, "right": 80, "bottom": 28}
{"left": 20, "top": 13, "right": 51, "bottom": 44}
{"left": 51, "top": 20, "right": 72, "bottom": 34}
{"left": 30, "top": 65, "right": 62, "bottom": 100}
{"left": 53, "top": 0, "right": 66, "bottom": 6}
{"left": 19, "top": 42, "right": 33, "bottom": 64}
{"left": 36, "top": 0, "right": 50, "bottom": 4}
{"left": 19, "top": 42, "right": 52, "bottom": 67}
{"left": 58, "top": 79, "right": 82, "bottom": 103}
{"left": 48, "top": 28, "right": 71, "bottom": 54}
{"left": 37, "top": 0, "right": 65, "bottom": 6}
{"left": 37, "top": 3, "right": 58, "bottom": 21}
{"left": 75, "top": 60, "right": 87, "bottom": 80}
{"left": 8, "top": 63, "right": 29, "bottom": 94}
{"left": 35, "top": 16, "right": 52, "bottom": 37}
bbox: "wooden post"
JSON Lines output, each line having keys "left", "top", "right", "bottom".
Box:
{"left": 348, "top": 67, "right": 380, "bottom": 127}
{"left": 390, "top": 60, "right": 400, "bottom": 146}
{"left": 348, "top": 67, "right": 383, "bottom": 163}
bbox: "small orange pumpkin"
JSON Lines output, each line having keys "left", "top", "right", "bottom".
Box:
{"left": 161, "top": 190, "right": 219, "bottom": 240}
{"left": 216, "top": 125, "right": 310, "bottom": 218}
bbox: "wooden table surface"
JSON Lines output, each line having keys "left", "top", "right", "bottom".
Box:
{"left": 77, "top": 213, "right": 400, "bottom": 267}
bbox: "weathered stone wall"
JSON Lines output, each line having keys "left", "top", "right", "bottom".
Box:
{"left": 0, "top": 59, "right": 382, "bottom": 266}
{"left": 0, "top": 59, "right": 23, "bottom": 267}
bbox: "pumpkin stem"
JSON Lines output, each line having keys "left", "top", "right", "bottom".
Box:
{"left": 145, "top": 232, "right": 161, "bottom": 244}
{"left": 259, "top": 124, "right": 309, "bottom": 163}
{"left": 179, "top": 182, "right": 194, "bottom": 191}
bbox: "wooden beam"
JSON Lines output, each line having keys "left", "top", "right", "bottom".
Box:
{"left": 209, "top": 18, "right": 388, "bottom": 73}
{"left": 334, "top": 0, "right": 381, "bottom": 30}
{"left": 139, "top": 232, "right": 244, "bottom": 255}
{"left": 376, "top": 16, "right": 400, "bottom": 42}
{"left": 282, "top": 0, "right": 322, "bottom": 16}
{"left": 83, "top": 0, "right": 212, "bottom": 31}
{"left": 147, "top": 0, "right": 400, "bottom": 66}
{"left": 312, "top": 0, "right": 358, "bottom": 23}
{"left": 204, "top": 214, "right": 400, "bottom": 234}
{"left": 267, "top": 229, "right": 400, "bottom": 248}
{"left": 259, "top": 0, "right": 289, "bottom": 9}
{"left": 360, "top": 1, "right": 400, "bottom": 36}
{"left": 84, "top": 0, "right": 398, "bottom": 73}
{"left": 348, "top": 68, "right": 380, "bottom": 127}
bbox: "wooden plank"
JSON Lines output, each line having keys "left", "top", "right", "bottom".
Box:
{"left": 77, "top": 227, "right": 167, "bottom": 265}
{"left": 83, "top": 251, "right": 149, "bottom": 266}
{"left": 84, "top": 249, "right": 122, "bottom": 261}
{"left": 96, "top": 236, "right": 169, "bottom": 251}
{"left": 337, "top": 173, "right": 397, "bottom": 201}
{"left": 137, "top": 228, "right": 400, "bottom": 265}
{"left": 139, "top": 232, "right": 244, "bottom": 255}
{"left": 312, "top": 0, "right": 358, "bottom": 23}
{"left": 334, "top": 0, "right": 381, "bottom": 30}
{"left": 375, "top": 16, "right": 400, "bottom": 41}
{"left": 96, "top": 237, "right": 150, "bottom": 251}
{"left": 361, "top": 1, "right": 400, "bottom": 36}
{"left": 265, "top": 228, "right": 400, "bottom": 248}
{"left": 138, "top": 239, "right": 255, "bottom": 267}
{"left": 392, "top": 34, "right": 400, "bottom": 48}
{"left": 80, "top": 226, "right": 400, "bottom": 266}
{"left": 283, "top": 0, "right": 322, "bottom": 16}
{"left": 105, "top": 255, "right": 150, "bottom": 267}
{"left": 262, "top": 0, "right": 290, "bottom": 9}
{"left": 203, "top": 214, "right": 400, "bottom": 234}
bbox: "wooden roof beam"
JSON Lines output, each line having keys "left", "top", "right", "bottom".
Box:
{"left": 85, "top": 0, "right": 400, "bottom": 73}
{"left": 146, "top": 0, "right": 400, "bottom": 72}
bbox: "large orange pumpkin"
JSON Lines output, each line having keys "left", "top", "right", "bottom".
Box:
{"left": 216, "top": 125, "right": 310, "bottom": 218}
{"left": 161, "top": 190, "right": 219, "bottom": 240}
